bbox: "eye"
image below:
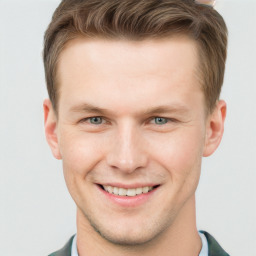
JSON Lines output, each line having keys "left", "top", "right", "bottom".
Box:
{"left": 88, "top": 117, "right": 103, "bottom": 125}
{"left": 154, "top": 117, "right": 168, "bottom": 125}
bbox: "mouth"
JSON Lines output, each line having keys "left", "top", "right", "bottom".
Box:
{"left": 98, "top": 184, "right": 160, "bottom": 197}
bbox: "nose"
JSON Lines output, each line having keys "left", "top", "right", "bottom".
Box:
{"left": 106, "top": 124, "right": 148, "bottom": 173}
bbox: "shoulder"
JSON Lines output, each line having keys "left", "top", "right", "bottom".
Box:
{"left": 48, "top": 235, "right": 75, "bottom": 256}
{"left": 200, "top": 231, "right": 230, "bottom": 256}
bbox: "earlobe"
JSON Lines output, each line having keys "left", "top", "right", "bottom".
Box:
{"left": 203, "top": 100, "right": 227, "bottom": 157}
{"left": 43, "top": 99, "right": 62, "bottom": 160}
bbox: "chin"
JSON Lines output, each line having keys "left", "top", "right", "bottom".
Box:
{"left": 94, "top": 227, "right": 157, "bottom": 246}
{"left": 87, "top": 213, "right": 167, "bottom": 247}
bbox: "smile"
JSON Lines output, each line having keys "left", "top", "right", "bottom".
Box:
{"left": 102, "top": 185, "right": 155, "bottom": 197}
{"left": 97, "top": 184, "right": 160, "bottom": 207}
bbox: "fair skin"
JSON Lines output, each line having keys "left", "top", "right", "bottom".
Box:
{"left": 44, "top": 36, "right": 226, "bottom": 256}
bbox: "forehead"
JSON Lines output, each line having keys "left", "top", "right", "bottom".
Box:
{"left": 58, "top": 36, "right": 199, "bottom": 78}
{"left": 56, "top": 36, "right": 203, "bottom": 114}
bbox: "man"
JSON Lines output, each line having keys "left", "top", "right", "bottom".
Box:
{"left": 43, "top": 0, "right": 229, "bottom": 255}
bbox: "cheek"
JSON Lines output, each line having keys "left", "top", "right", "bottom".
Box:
{"left": 58, "top": 130, "right": 106, "bottom": 204}
{"left": 147, "top": 128, "right": 205, "bottom": 180}
{"left": 150, "top": 129, "right": 204, "bottom": 206}
{"left": 59, "top": 129, "right": 105, "bottom": 177}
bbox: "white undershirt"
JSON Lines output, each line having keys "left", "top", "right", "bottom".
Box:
{"left": 71, "top": 234, "right": 78, "bottom": 256}
{"left": 71, "top": 231, "right": 208, "bottom": 256}
{"left": 199, "top": 231, "right": 209, "bottom": 256}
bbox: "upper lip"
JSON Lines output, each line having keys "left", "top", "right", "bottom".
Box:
{"left": 98, "top": 183, "right": 160, "bottom": 189}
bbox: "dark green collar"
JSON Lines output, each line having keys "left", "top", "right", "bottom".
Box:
{"left": 48, "top": 235, "right": 74, "bottom": 256}
{"left": 200, "top": 231, "right": 230, "bottom": 256}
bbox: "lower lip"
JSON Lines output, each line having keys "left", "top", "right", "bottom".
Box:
{"left": 97, "top": 185, "right": 159, "bottom": 207}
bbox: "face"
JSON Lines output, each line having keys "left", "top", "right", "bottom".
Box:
{"left": 44, "top": 37, "right": 226, "bottom": 246}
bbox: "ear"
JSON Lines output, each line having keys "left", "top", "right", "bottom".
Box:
{"left": 203, "top": 100, "right": 227, "bottom": 157}
{"left": 43, "top": 99, "right": 62, "bottom": 159}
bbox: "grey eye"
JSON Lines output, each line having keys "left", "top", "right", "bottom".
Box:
{"left": 89, "top": 117, "right": 103, "bottom": 124}
{"left": 154, "top": 117, "right": 168, "bottom": 125}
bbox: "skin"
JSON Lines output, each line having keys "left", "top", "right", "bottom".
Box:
{"left": 195, "top": 0, "right": 215, "bottom": 5}
{"left": 44, "top": 36, "right": 226, "bottom": 256}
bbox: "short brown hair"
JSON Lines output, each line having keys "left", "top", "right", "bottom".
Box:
{"left": 43, "top": 0, "right": 228, "bottom": 113}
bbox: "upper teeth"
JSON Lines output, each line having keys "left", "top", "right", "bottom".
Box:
{"left": 103, "top": 185, "right": 154, "bottom": 197}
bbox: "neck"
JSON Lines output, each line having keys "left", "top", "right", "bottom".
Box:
{"left": 76, "top": 195, "right": 201, "bottom": 256}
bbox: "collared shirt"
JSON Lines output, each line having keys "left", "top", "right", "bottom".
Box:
{"left": 71, "top": 231, "right": 209, "bottom": 256}
{"left": 71, "top": 234, "right": 78, "bottom": 256}
{"left": 199, "top": 231, "right": 209, "bottom": 256}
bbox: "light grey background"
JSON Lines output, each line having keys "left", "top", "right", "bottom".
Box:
{"left": 0, "top": 0, "right": 255, "bottom": 255}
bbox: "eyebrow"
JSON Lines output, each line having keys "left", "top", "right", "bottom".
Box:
{"left": 69, "top": 103, "right": 190, "bottom": 116}
{"left": 142, "top": 105, "right": 190, "bottom": 116}
{"left": 69, "top": 103, "right": 112, "bottom": 115}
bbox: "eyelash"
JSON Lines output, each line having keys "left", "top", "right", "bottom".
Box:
{"left": 79, "top": 116, "right": 106, "bottom": 125}
{"left": 79, "top": 116, "right": 177, "bottom": 126}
